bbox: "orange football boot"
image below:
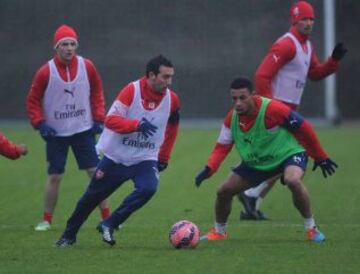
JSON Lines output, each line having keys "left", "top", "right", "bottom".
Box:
{"left": 200, "top": 228, "right": 228, "bottom": 241}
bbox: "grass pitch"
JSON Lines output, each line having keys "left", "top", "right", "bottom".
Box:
{"left": 0, "top": 124, "right": 359, "bottom": 274}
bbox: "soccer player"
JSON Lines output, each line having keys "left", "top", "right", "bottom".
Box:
{"left": 195, "top": 76, "right": 337, "bottom": 242}
{"left": 238, "top": 0, "right": 347, "bottom": 220}
{"left": 56, "top": 55, "right": 180, "bottom": 247}
{"left": 26, "top": 24, "right": 110, "bottom": 231}
{"left": 0, "top": 132, "right": 27, "bottom": 159}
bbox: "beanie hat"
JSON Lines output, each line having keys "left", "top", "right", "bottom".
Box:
{"left": 290, "top": 1, "right": 315, "bottom": 25}
{"left": 53, "top": 25, "right": 78, "bottom": 49}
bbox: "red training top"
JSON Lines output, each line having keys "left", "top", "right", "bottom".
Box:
{"left": 255, "top": 26, "right": 339, "bottom": 109}
{"left": 26, "top": 55, "right": 105, "bottom": 128}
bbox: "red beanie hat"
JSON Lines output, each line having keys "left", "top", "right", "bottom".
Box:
{"left": 53, "top": 24, "right": 78, "bottom": 49}
{"left": 290, "top": 1, "right": 315, "bottom": 25}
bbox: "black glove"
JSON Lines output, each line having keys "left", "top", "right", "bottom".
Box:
{"left": 331, "top": 43, "right": 347, "bottom": 61}
{"left": 157, "top": 162, "right": 168, "bottom": 172}
{"left": 91, "top": 121, "right": 104, "bottom": 134}
{"left": 137, "top": 118, "right": 158, "bottom": 139}
{"left": 195, "top": 166, "right": 212, "bottom": 187}
{"left": 312, "top": 158, "right": 338, "bottom": 178}
{"left": 37, "top": 122, "right": 57, "bottom": 141}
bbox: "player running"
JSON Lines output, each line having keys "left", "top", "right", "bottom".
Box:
{"left": 56, "top": 55, "right": 180, "bottom": 247}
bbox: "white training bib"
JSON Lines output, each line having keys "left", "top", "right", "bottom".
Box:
{"left": 96, "top": 80, "right": 171, "bottom": 166}
{"left": 43, "top": 56, "right": 93, "bottom": 136}
{"left": 271, "top": 33, "right": 312, "bottom": 105}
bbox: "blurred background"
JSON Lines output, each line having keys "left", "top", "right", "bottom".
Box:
{"left": 0, "top": 0, "right": 358, "bottom": 122}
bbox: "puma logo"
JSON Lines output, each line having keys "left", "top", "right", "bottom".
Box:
{"left": 289, "top": 118, "right": 297, "bottom": 125}
{"left": 244, "top": 138, "right": 252, "bottom": 144}
{"left": 293, "top": 156, "right": 302, "bottom": 164}
{"left": 272, "top": 54, "right": 280, "bottom": 63}
{"left": 64, "top": 89, "right": 74, "bottom": 97}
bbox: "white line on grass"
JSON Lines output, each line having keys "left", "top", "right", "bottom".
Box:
{"left": 1, "top": 223, "right": 360, "bottom": 229}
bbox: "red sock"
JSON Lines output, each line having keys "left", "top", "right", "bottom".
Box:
{"left": 101, "top": 208, "right": 110, "bottom": 220}
{"left": 44, "top": 212, "right": 52, "bottom": 224}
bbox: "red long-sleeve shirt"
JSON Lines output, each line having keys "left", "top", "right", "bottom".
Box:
{"left": 207, "top": 96, "right": 327, "bottom": 174}
{"left": 0, "top": 132, "right": 24, "bottom": 160}
{"left": 255, "top": 26, "right": 339, "bottom": 109}
{"left": 26, "top": 55, "right": 105, "bottom": 128}
{"left": 105, "top": 77, "right": 180, "bottom": 163}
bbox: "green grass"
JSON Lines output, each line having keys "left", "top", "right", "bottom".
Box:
{"left": 1, "top": 125, "right": 360, "bottom": 274}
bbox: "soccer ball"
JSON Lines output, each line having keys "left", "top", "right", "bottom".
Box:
{"left": 169, "top": 220, "right": 200, "bottom": 249}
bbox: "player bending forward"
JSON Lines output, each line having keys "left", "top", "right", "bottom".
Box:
{"left": 195, "top": 76, "right": 337, "bottom": 242}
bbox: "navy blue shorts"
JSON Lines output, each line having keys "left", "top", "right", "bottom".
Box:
{"left": 232, "top": 152, "right": 308, "bottom": 187}
{"left": 46, "top": 130, "right": 99, "bottom": 174}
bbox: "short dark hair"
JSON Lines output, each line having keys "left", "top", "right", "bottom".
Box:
{"left": 230, "top": 76, "right": 253, "bottom": 92}
{"left": 146, "top": 55, "right": 173, "bottom": 77}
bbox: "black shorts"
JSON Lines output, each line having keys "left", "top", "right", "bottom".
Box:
{"left": 232, "top": 152, "right": 308, "bottom": 187}
{"left": 46, "top": 130, "right": 99, "bottom": 174}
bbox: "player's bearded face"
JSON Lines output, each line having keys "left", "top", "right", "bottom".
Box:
{"left": 56, "top": 39, "right": 77, "bottom": 63}
{"left": 231, "top": 88, "right": 254, "bottom": 115}
{"left": 296, "top": 18, "right": 314, "bottom": 35}
{"left": 149, "top": 65, "right": 174, "bottom": 93}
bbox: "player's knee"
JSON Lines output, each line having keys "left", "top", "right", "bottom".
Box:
{"left": 138, "top": 186, "right": 157, "bottom": 199}
{"left": 216, "top": 185, "right": 233, "bottom": 199}
{"left": 48, "top": 163, "right": 65, "bottom": 175}
{"left": 284, "top": 176, "right": 302, "bottom": 190}
{"left": 48, "top": 174, "right": 63, "bottom": 184}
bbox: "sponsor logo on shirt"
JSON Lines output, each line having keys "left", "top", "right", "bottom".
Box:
{"left": 295, "top": 80, "right": 305, "bottom": 89}
{"left": 53, "top": 104, "right": 86, "bottom": 120}
{"left": 122, "top": 134, "right": 156, "bottom": 150}
{"left": 245, "top": 152, "right": 274, "bottom": 166}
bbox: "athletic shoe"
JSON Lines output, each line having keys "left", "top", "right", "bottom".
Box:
{"left": 238, "top": 192, "right": 256, "bottom": 213}
{"left": 200, "top": 228, "right": 227, "bottom": 241}
{"left": 34, "top": 221, "right": 51, "bottom": 231}
{"left": 255, "top": 210, "right": 268, "bottom": 220}
{"left": 238, "top": 192, "right": 268, "bottom": 221}
{"left": 55, "top": 237, "right": 76, "bottom": 248}
{"left": 96, "top": 223, "right": 116, "bottom": 246}
{"left": 240, "top": 210, "right": 268, "bottom": 221}
{"left": 306, "top": 226, "right": 325, "bottom": 242}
